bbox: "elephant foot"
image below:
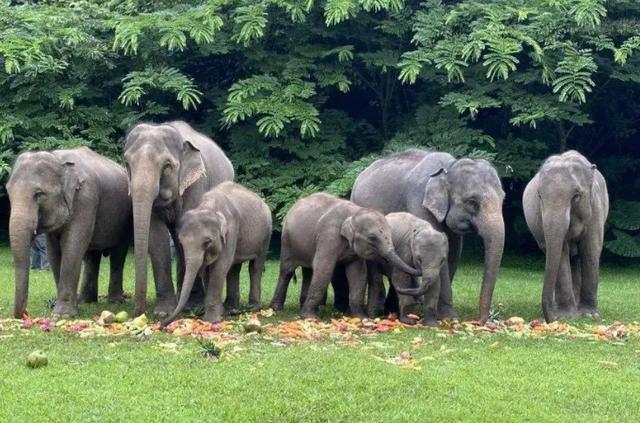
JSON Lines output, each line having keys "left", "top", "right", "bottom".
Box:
{"left": 107, "top": 293, "right": 126, "bottom": 304}
{"left": 399, "top": 315, "right": 419, "bottom": 325}
{"left": 334, "top": 303, "right": 349, "bottom": 313}
{"left": 270, "top": 301, "right": 284, "bottom": 311}
{"left": 247, "top": 303, "right": 261, "bottom": 312}
{"left": 300, "top": 310, "right": 320, "bottom": 320}
{"left": 225, "top": 306, "right": 242, "bottom": 316}
{"left": 420, "top": 317, "right": 439, "bottom": 327}
{"left": 52, "top": 302, "right": 79, "bottom": 319}
{"left": 204, "top": 309, "right": 223, "bottom": 324}
{"left": 555, "top": 307, "right": 579, "bottom": 319}
{"left": 154, "top": 297, "right": 178, "bottom": 318}
{"left": 437, "top": 306, "right": 458, "bottom": 321}
{"left": 578, "top": 306, "right": 600, "bottom": 318}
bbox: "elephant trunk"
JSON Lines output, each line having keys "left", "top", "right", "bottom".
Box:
{"left": 130, "top": 165, "right": 160, "bottom": 316}
{"left": 383, "top": 248, "right": 421, "bottom": 276}
{"left": 162, "top": 257, "right": 201, "bottom": 327}
{"left": 477, "top": 211, "right": 505, "bottom": 324}
{"left": 395, "top": 268, "right": 440, "bottom": 298}
{"left": 9, "top": 198, "right": 38, "bottom": 318}
{"left": 541, "top": 207, "right": 570, "bottom": 323}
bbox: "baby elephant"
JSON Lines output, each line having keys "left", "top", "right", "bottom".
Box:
{"left": 523, "top": 150, "right": 608, "bottom": 323}
{"left": 369, "top": 213, "right": 449, "bottom": 326}
{"left": 162, "top": 182, "right": 272, "bottom": 325}
{"left": 270, "top": 193, "right": 419, "bottom": 320}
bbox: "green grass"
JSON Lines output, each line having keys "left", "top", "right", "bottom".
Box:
{"left": 1, "top": 247, "right": 639, "bottom": 422}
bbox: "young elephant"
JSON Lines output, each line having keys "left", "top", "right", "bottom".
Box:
{"left": 270, "top": 193, "right": 419, "bottom": 320}
{"left": 162, "top": 182, "right": 271, "bottom": 325}
{"left": 368, "top": 213, "right": 449, "bottom": 326}
{"left": 523, "top": 150, "right": 608, "bottom": 323}
{"left": 6, "top": 147, "right": 131, "bottom": 318}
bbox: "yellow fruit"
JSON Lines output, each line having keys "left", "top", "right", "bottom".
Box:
{"left": 115, "top": 311, "right": 129, "bottom": 323}
{"left": 99, "top": 310, "right": 115, "bottom": 324}
{"left": 243, "top": 319, "right": 262, "bottom": 333}
{"left": 132, "top": 314, "right": 148, "bottom": 329}
{"left": 26, "top": 351, "right": 48, "bottom": 368}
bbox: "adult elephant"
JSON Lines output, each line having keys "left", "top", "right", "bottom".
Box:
{"left": 350, "top": 149, "right": 505, "bottom": 324}
{"left": 124, "top": 121, "right": 234, "bottom": 316}
{"left": 523, "top": 150, "right": 608, "bottom": 323}
{"left": 6, "top": 147, "right": 131, "bottom": 318}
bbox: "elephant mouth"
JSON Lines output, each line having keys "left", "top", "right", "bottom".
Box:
{"left": 453, "top": 222, "right": 476, "bottom": 235}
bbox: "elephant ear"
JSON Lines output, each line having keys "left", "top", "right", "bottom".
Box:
{"left": 61, "top": 161, "right": 84, "bottom": 210}
{"left": 179, "top": 140, "right": 207, "bottom": 196}
{"left": 340, "top": 216, "right": 355, "bottom": 249}
{"left": 216, "top": 211, "right": 228, "bottom": 245}
{"left": 422, "top": 168, "right": 449, "bottom": 223}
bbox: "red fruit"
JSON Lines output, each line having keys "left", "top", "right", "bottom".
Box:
{"left": 22, "top": 317, "right": 33, "bottom": 330}
{"left": 387, "top": 313, "right": 398, "bottom": 322}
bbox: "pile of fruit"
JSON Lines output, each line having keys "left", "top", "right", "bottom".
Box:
{"left": 1, "top": 310, "right": 639, "bottom": 343}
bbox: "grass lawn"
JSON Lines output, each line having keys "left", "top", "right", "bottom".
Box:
{"left": 1, "top": 246, "right": 639, "bottom": 422}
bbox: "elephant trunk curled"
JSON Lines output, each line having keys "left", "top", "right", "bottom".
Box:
{"left": 162, "top": 257, "right": 201, "bottom": 327}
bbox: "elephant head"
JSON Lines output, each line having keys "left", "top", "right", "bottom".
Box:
{"left": 341, "top": 209, "right": 420, "bottom": 276}
{"left": 6, "top": 152, "right": 83, "bottom": 318}
{"left": 162, "top": 209, "right": 226, "bottom": 326}
{"left": 422, "top": 159, "right": 505, "bottom": 323}
{"left": 536, "top": 152, "right": 597, "bottom": 322}
{"left": 395, "top": 228, "right": 449, "bottom": 297}
{"left": 124, "top": 123, "right": 207, "bottom": 315}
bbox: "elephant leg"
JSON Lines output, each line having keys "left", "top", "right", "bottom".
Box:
{"left": 270, "top": 251, "right": 297, "bottom": 311}
{"left": 366, "top": 263, "right": 384, "bottom": 318}
{"left": 108, "top": 242, "right": 128, "bottom": 303}
{"left": 301, "top": 250, "right": 338, "bottom": 319}
{"left": 570, "top": 253, "right": 582, "bottom": 306}
{"left": 331, "top": 264, "right": 349, "bottom": 313}
{"left": 299, "top": 267, "right": 312, "bottom": 308}
{"left": 390, "top": 269, "right": 419, "bottom": 325}
{"left": 149, "top": 216, "right": 176, "bottom": 317}
{"left": 577, "top": 237, "right": 602, "bottom": 317}
{"left": 438, "top": 232, "right": 461, "bottom": 320}
{"left": 78, "top": 251, "right": 101, "bottom": 303}
{"left": 248, "top": 256, "right": 265, "bottom": 312}
{"left": 204, "top": 262, "right": 231, "bottom": 324}
{"left": 384, "top": 284, "right": 400, "bottom": 316}
{"left": 554, "top": 243, "right": 578, "bottom": 318}
{"left": 46, "top": 234, "right": 61, "bottom": 288}
{"left": 421, "top": 270, "right": 442, "bottom": 327}
{"left": 345, "top": 260, "right": 367, "bottom": 319}
{"left": 53, "top": 223, "right": 93, "bottom": 318}
{"left": 224, "top": 263, "right": 242, "bottom": 315}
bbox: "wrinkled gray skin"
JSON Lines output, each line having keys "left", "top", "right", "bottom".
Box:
{"left": 351, "top": 149, "right": 505, "bottom": 324}
{"left": 6, "top": 147, "right": 131, "bottom": 318}
{"left": 161, "top": 182, "right": 271, "bottom": 325}
{"left": 270, "top": 193, "right": 420, "bottom": 319}
{"left": 368, "top": 212, "right": 449, "bottom": 327}
{"left": 523, "top": 150, "right": 608, "bottom": 323}
{"left": 124, "top": 121, "right": 234, "bottom": 317}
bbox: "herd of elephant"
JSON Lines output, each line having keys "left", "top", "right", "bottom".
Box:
{"left": 5, "top": 121, "right": 609, "bottom": 327}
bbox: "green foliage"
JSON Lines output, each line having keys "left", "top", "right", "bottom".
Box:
{"left": 605, "top": 201, "right": 640, "bottom": 258}
{"left": 0, "top": 0, "right": 639, "bottom": 259}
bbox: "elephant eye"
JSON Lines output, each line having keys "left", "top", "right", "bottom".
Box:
{"left": 34, "top": 191, "right": 45, "bottom": 201}
{"left": 203, "top": 238, "right": 212, "bottom": 248}
{"left": 572, "top": 192, "right": 582, "bottom": 201}
{"left": 464, "top": 198, "right": 479, "bottom": 212}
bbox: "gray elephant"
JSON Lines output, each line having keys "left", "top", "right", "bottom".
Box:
{"left": 6, "top": 147, "right": 132, "bottom": 318}
{"left": 124, "top": 121, "right": 234, "bottom": 317}
{"left": 523, "top": 150, "right": 608, "bottom": 323}
{"left": 368, "top": 212, "right": 449, "bottom": 326}
{"left": 161, "top": 182, "right": 271, "bottom": 325}
{"left": 350, "top": 149, "right": 505, "bottom": 324}
{"left": 270, "top": 193, "right": 419, "bottom": 319}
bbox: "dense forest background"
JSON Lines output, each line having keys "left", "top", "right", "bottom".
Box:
{"left": 0, "top": 0, "right": 638, "bottom": 258}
